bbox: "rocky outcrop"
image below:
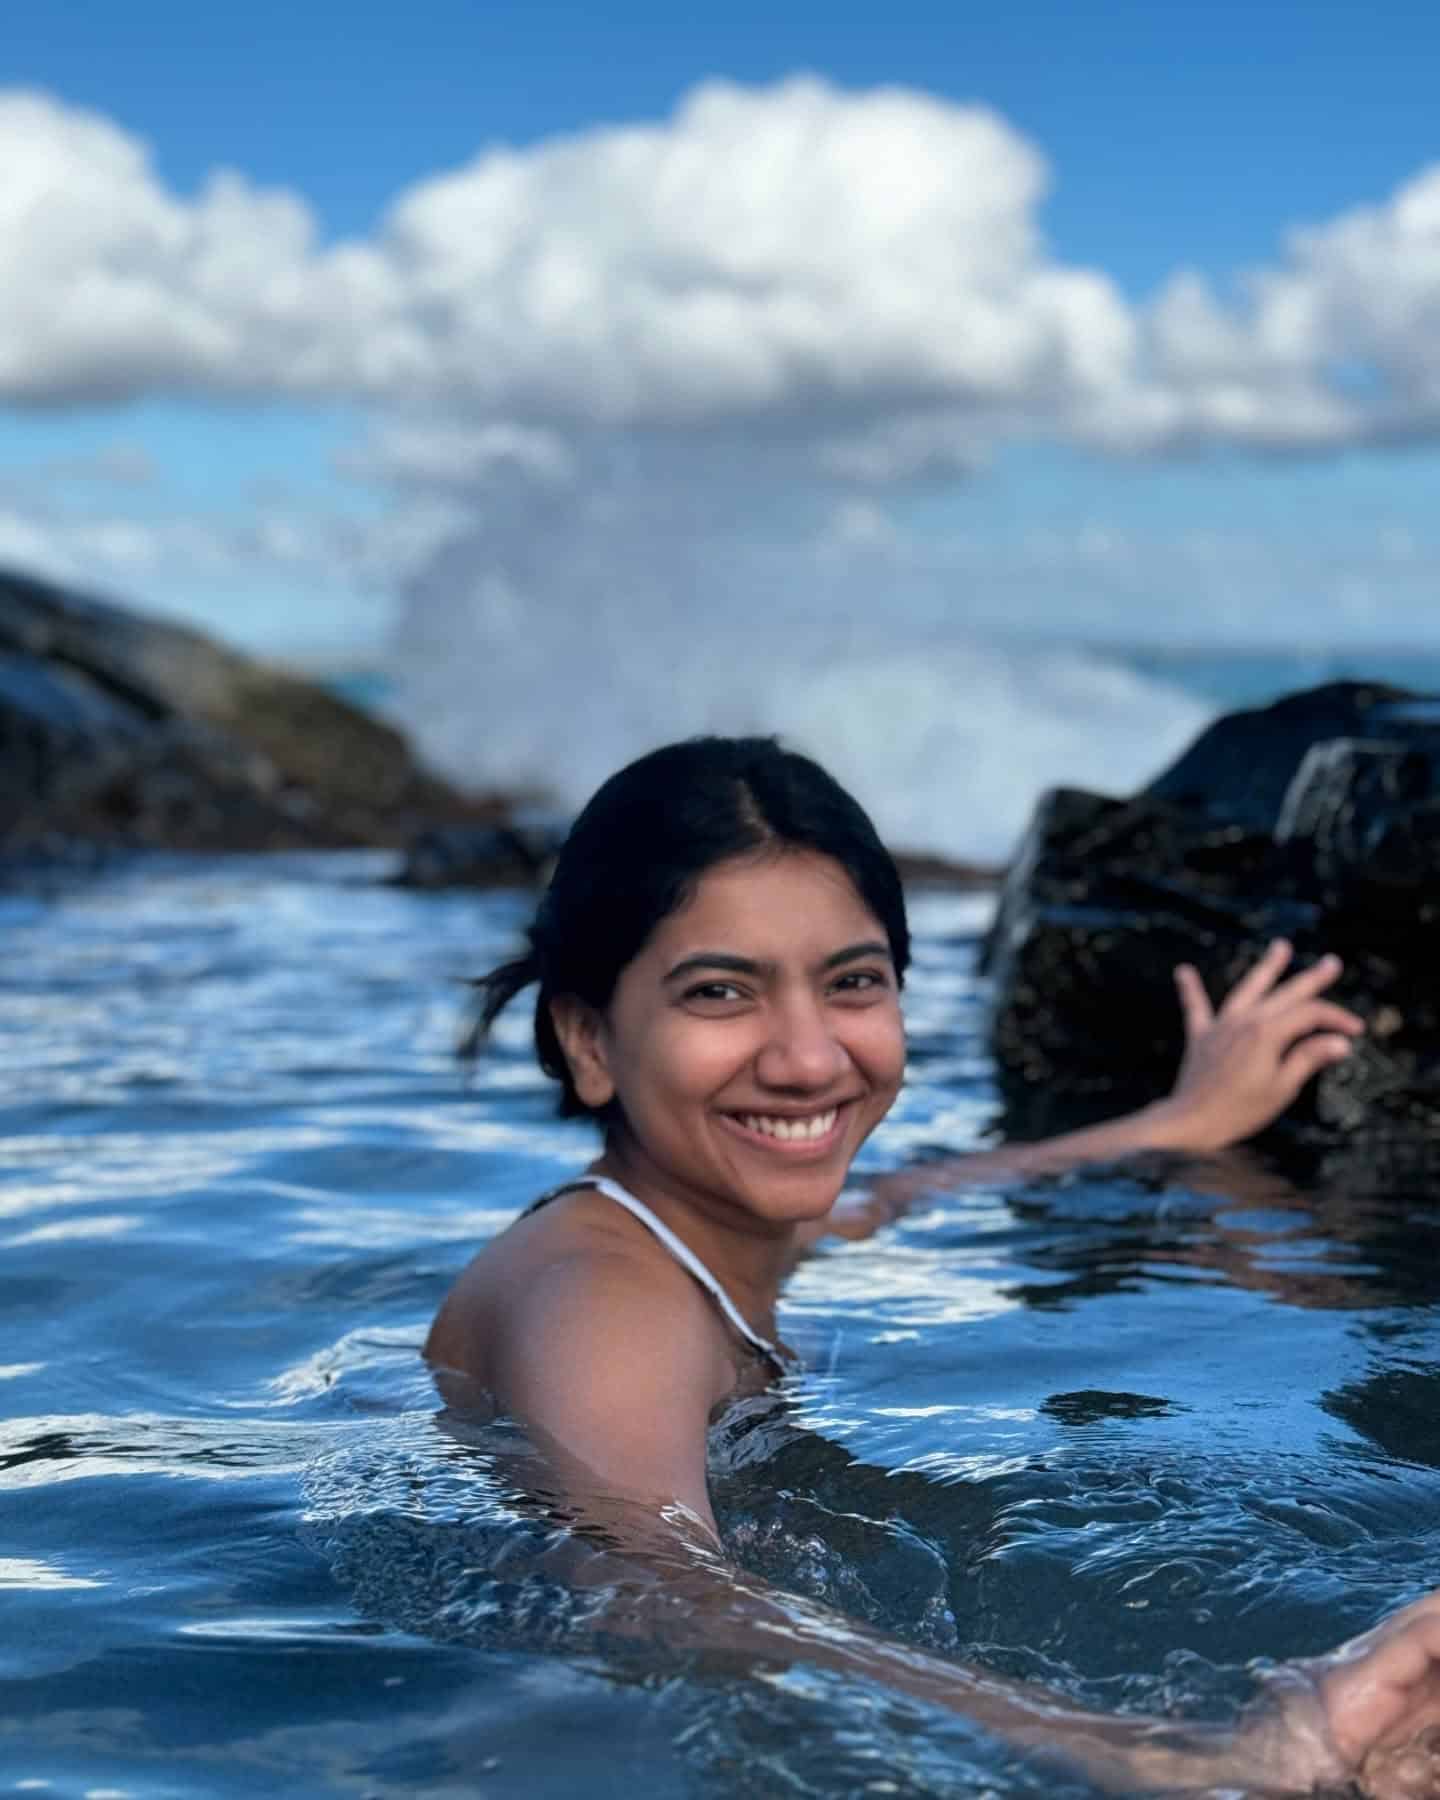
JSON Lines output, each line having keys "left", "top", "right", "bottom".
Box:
{"left": 985, "top": 682, "right": 1440, "bottom": 1148}
{"left": 391, "top": 817, "right": 570, "bottom": 889}
{"left": 0, "top": 564, "right": 503, "bottom": 857}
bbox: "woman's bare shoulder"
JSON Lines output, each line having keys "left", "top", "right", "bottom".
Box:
{"left": 425, "top": 1192, "right": 730, "bottom": 1401}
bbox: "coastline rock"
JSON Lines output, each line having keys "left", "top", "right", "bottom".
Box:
{"left": 986, "top": 682, "right": 1440, "bottom": 1148}
{"left": 392, "top": 816, "right": 570, "bottom": 889}
{"left": 1143, "top": 680, "right": 1439, "bottom": 832}
{"left": 0, "top": 564, "right": 501, "bottom": 859}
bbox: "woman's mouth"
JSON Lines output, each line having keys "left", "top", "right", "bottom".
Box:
{"left": 721, "top": 1105, "right": 848, "bottom": 1151}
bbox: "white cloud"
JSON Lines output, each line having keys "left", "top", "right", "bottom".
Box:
{"left": 0, "top": 89, "right": 402, "bottom": 407}
{"left": 1119, "top": 163, "right": 1440, "bottom": 451}
{"left": 0, "top": 79, "right": 1137, "bottom": 462}
{"left": 7, "top": 78, "right": 1440, "bottom": 466}
{"left": 371, "top": 77, "right": 1137, "bottom": 444}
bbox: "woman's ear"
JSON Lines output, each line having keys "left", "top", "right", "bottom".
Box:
{"left": 548, "top": 995, "right": 616, "bottom": 1110}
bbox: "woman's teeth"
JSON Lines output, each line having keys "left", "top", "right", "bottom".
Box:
{"left": 738, "top": 1109, "right": 838, "bottom": 1142}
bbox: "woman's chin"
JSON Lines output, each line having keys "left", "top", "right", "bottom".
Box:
{"left": 728, "top": 1167, "right": 850, "bottom": 1229}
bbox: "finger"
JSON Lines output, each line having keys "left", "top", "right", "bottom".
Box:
{"left": 1220, "top": 939, "right": 1294, "bottom": 1016}
{"left": 1359, "top": 1723, "right": 1440, "bottom": 1800}
{"left": 1279, "top": 1033, "right": 1355, "bottom": 1097}
{"left": 1173, "top": 964, "right": 1214, "bottom": 1038}
{"left": 1268, "top": 1000, "right": 1367, "bottom": 1044}
{"left": 1260, "top": 952, "right": 1347, "bottom": 1015}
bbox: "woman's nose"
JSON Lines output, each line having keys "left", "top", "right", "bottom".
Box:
{"left": 754, "top": 997, "right": 849, "bottom": 1090}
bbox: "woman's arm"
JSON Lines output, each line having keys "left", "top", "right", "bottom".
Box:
{"left": 445, "top": 1253, "right": 1439, "bottom": 1796}
{"left": 817, "top": 940, "right": 1365, "bottom": 1240}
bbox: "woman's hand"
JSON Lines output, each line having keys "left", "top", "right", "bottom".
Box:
{"left": 1331, "top": 1593, "right": 1440, "bottom": 1799}
{"left": 1236, "top": 1592, "right": 1440, "bottom": 1798}
{"left": 844, "top": 939, "right": 1366, "bottom": 1223}
{"left": 1149, "top": 939, "right": 1365, "bottom": 1154}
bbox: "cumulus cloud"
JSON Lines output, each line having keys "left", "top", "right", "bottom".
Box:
{"left": 0, "top": 89, "right": 402, "bottom": 406}
{"left": 7, "top": 77, "right": 1440, "bottom": 462}
{"left": 0, "top": 78, "right": 1136, "bottom": 464}
{"left": 371, "top": 77, "right": 1138, "bottom": 453}
{"left": 1111, "top": 163, "right": 1440, "bottom": 452}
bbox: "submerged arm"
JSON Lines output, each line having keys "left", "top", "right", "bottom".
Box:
{"left": 441, "top": 1254, "right": 1436, "bottom": 1796}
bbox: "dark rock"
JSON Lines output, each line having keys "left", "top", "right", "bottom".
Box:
{"left": 399, "top": 824, "right": 558, "bottom": 889}
{"left": 0, "top": 563, "right": 502, "bottom": 855}
{"left": 987, "top": 681, "right": 1440, "bottom": 1150}
{"left": 1041, "top": 1390, "right": 1179, "bottom": 1426}
{"left": 1274, "top": 738, "right": 1440, "bottom": 910}
{"left": 1143, "top": 680, "right": 1436, "bottom": 833}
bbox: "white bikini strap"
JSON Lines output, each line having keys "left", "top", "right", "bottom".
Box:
{"left": 543, "top": 1175, "right": 786, "bottom": 1372}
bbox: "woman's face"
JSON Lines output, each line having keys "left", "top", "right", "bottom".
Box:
{"left": 556, "top": 849, "right": 906, "bottom": 1229}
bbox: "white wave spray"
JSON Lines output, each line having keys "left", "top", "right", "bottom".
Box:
{"left": 387, "top": 459, "right": 1211, "bottom": 866}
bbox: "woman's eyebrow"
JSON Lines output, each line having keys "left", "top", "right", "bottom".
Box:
{"left": 663, "top": 952, "right": 767, "bottom": 984}
{"left": 663, "top": 941, "right": 892, "bottom": 984}
{"left": 822, "top": 940, "right": 892, "bottom": 971}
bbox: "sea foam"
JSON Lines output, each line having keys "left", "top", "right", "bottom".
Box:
{"left": 389, "top": 557, "right": 1210, "bottom": 864}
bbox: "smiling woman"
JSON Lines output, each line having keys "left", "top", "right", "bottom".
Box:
{"left": 550, "top": 851, "right": 906, "bottom": 1233}
{"left": 425, "top": 735, "right": 1440, "bottom": 1797}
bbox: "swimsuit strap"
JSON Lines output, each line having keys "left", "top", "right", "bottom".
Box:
{"left": 527, "top": 1174, "right": 788, "bottom": 1375}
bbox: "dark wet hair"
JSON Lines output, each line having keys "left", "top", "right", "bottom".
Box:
{"left": 466, "top": 735, "right": 910, "bottom": 1121}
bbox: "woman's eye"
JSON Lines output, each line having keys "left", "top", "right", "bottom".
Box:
{"left": 832, "top": 970, "right": 888, "bottom": 996}
{"left": 685, "top": 981, "right": 746, "bottom": 1004}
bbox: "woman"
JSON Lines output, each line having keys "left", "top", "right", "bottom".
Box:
{"left": 427, "top": 735, "right": 1440, "bottom": 1797}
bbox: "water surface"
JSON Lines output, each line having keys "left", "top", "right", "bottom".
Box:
{"left": 4, "top": 854, "right": 1440, "bottom": 1797}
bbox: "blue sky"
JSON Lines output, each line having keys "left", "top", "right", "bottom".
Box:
{"left": 11, "top": 0, "right": 1439, "bottom": 283}
{"left": 3, "top": 0, "right": 1440, "bottom": 660}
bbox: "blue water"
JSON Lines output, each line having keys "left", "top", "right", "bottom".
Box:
{"left": 336, "top": 645, "right": 1440, "bottom": 735}
{"left": 1118, "top": 645, "right": 1440, "bottom": 712}
{"left": 5, "top": 841, "right": 1440, "bottom": 1797}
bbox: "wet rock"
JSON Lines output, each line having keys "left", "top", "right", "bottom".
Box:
{"left": 393, "top": 817, "right": 569, "bottom": 889}
{"left": 1143, "top": 680, "right": 1436, "bottom": 832}
{"left": 0, "top": 563, "right": 499, "bottom": 855}
{"left": 987, "top": 682, "right": 1440, "bottom": 1148}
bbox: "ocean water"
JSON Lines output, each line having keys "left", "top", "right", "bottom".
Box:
{"left": 5, "top": 647, "right": 1440, "bottom": 1796}
{"left": 1119, "top": 644, "right": 1440, "bottom": 715}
